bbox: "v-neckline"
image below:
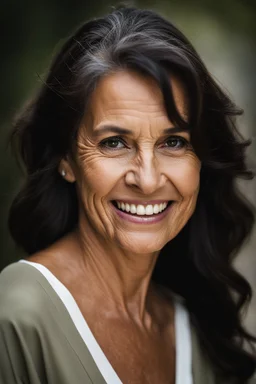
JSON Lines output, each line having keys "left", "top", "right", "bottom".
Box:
{"left": 19, "top": 259, "right": 193, "bottom": 384}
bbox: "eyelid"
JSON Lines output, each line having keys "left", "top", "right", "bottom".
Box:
{"left": 159, "top": 135, "right": 191, "bottom": 150}
{"left": 99, "top": 135, "right": 128, "bottom": 149}
{"left": 160, "top": 135, "right": 189, "bottom": 144}
{"left": 164, "top": 133, "right": 190, "bottom": 141}
{"left": 100, "top": 135, "right": 126, "bottom": 143}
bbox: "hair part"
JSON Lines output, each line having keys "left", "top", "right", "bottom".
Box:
{"left": 9, "top": 6, "right": 256, "bottom": 381}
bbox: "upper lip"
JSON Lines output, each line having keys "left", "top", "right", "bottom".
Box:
{"left": 112, "top": 200, "right": 171, "bottom": 205}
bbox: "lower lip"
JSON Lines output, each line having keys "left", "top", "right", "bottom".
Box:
{"left": 112, "top": 203, "right": 173, "bottom": 224}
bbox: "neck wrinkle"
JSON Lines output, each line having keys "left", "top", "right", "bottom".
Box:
{"left": 73, "top": 225, "right": 160, "bottom": 325}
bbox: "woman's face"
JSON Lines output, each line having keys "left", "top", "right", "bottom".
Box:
{"left": 69, "top": 70, "right": 201, "bottom": 254}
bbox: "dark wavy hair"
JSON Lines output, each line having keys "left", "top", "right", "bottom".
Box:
{"left": 8, "top": 6, "right": 256, "bottom": 382}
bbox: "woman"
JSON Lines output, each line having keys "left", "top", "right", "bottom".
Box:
{"left": 0, "top": 6, "right": 255, "bottom": 384}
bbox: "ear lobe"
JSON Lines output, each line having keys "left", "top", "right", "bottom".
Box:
{"left": 59, "top": 158, "right": 76, "bottom": 183}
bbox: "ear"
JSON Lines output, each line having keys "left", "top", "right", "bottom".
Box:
{"left": 59, "top": 157, "right": 76, "bottom": 183}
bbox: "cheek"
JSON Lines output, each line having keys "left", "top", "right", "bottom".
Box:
{"left": 76, "top": 153, "right": 127, "bottom": 197}
{"left": 167, "top": 157, "right": 201, "bottom": 198}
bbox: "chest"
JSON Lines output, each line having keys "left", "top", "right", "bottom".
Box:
{"left": 32, "top": 260, "right": 179, "bottom": 383}
{"left": 85, "top": 318, "right": 176, "bottom": 384}
{"left": 62, "top": 278, "right": 177, "bottom": 384}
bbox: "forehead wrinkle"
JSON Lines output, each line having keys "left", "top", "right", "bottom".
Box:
{"left": 105, "top": 101, "right": 188, "bottom": 121}
{"left": 96, "top": 115, "right": 173, "bottom": 139}
{"left": 105, "top": 99, "right": 165, "bottom": 111}
{"left": 81, "top": 108, "right": 188, "bottom": 142}
{"left": 84, "top": 70, "right": 189, "bottom": 136}
{"left": 93, "top": 91, "right": 167, "bottom": 116}
{"left": 102, "top": 108, "right": 170, "bottom": 121}
{"left": 93, "top": 96, "right": 188, "bottom": 126}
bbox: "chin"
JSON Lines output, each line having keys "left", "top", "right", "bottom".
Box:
{"left": 117, "top": 233, "right": 169, "bottom": 255}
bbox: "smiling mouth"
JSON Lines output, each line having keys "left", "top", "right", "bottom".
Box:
{"left": 112, "top": 201, "right": 173, "bottom": 216}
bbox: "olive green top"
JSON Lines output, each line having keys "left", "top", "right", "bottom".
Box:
{"left": 0, "top": 262, "right": 255, "bottom": 384}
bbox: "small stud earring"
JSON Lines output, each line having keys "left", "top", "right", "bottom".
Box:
{"left": 61, "top": 169, "right": 66, "bottom": 177}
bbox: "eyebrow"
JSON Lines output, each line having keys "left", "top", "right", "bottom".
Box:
{"left": 93, "top": 125, "right": 189, "bottom": 136}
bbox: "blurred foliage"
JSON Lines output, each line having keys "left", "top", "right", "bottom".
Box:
{"left": 0, "top": 0, "right": 255, "bottom": 271}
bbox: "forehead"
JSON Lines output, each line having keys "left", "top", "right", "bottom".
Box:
{"left": 85, "top": 70, "right": 188, "bottom": 128}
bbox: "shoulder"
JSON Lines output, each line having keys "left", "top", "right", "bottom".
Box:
{"left": 0, "top": 261, "right": 56, "bottom": 326}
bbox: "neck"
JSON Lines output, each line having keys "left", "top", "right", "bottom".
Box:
{"left": 71, "top": 224, "right": 160, "bottom": 323}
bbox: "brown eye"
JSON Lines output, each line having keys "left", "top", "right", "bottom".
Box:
{"left": 164, "top": 136, "right": 188, "bottom": 149}
{"left": 100, "top": 136, "right": 126, "bottom": 149}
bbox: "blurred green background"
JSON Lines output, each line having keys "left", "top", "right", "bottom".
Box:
{"left": 0, "top": 0, "right": 255, "bottom": 331}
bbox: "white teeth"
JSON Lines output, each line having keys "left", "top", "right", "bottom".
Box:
{"left": 137, "top": 205, "right": 145, "bottom": 215}
{"left": 145, "top": 205, "right": 153, "bottom": 215}
{"left": 115, "top": 201, "right": 169, "bottom": 215}
{"left": 130, "top": 204, "right": 137, "bottom": 214}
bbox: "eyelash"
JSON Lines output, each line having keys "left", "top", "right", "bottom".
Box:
{"left": 99, "top": 136, "right": 127, "bottom": 150}
{"left": 99, "top": 135, "right": 190, "bottom": 151}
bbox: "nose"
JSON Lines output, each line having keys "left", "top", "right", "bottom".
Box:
{"left": 125, "top": 153, "right": 166, "bottom": 195}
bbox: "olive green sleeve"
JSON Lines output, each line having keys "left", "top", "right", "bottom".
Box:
{"left": 0, "top": 322, "right": 43, "bottom": 384}
{"left": 0, "top": 285, "right": 44, "bottom": 383}
{"left": 0, "top": 263, "right": 106, "bottom": 384}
